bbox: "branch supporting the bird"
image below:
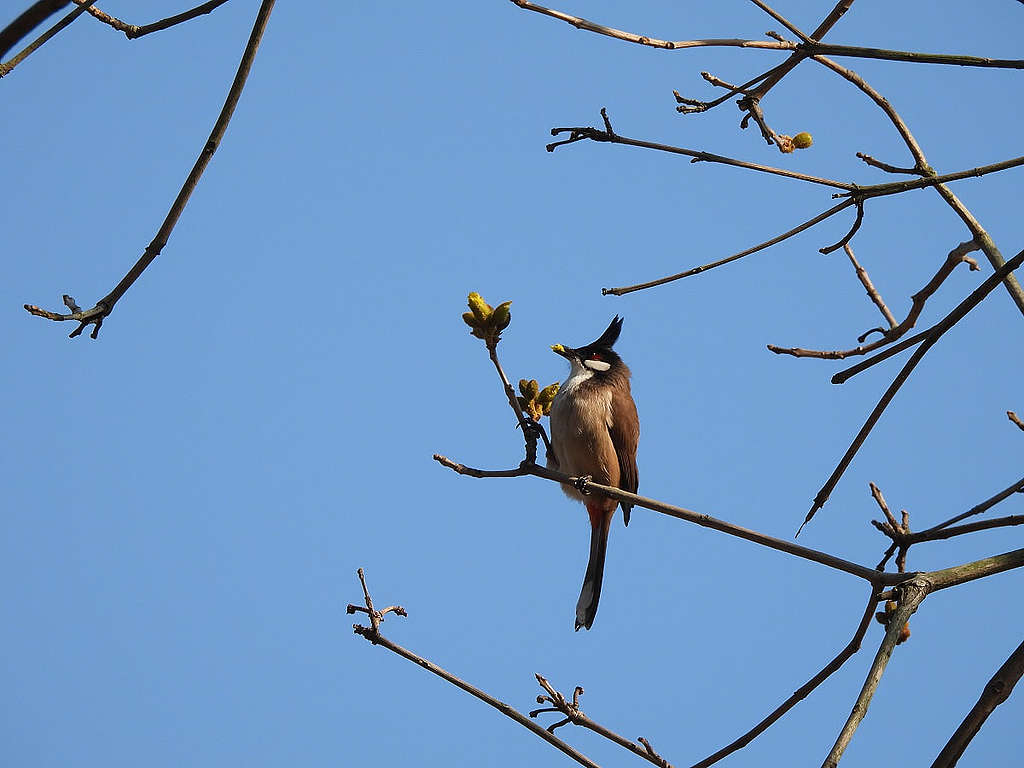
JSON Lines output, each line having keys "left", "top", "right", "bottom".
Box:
{"left": 433, "top": 454, "right": 901, "bottom": 585}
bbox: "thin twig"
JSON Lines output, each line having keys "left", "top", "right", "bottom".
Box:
{"left": 603, "top": 199, "right": 855, "bottom": 296}
{"left": 72, "top": 0, "right": 231, "bottom": 39}
{"left": 830, "top": 247, "right": 1024, "bottom": 384}
{"left": 486, "top": 342, "right": 552, "bottom": 457}
{"left": 845, "top": 244, "right": 898, "bottom": 328}
{"left": 23, "top": 0, "right": 276, "bottom": 337}
{"left": 349, "top": 571, "right": 600, "bottom": 768}
{"left": 0, "top": 0, "right": 97, "bottom": 78}
{"left": 547, "top": 111, "right": 854, "bottom": 191}
{"left": 821, "top": 578, "right": 931, "bottom": 768}
{"left": 532, "top": 675, "right": 677, "bottom": 768}
{"left": 691, "top": 587, "right": 881, "bottom": 768}
{"left": 930, "top": 638, "right": 1024, "bottom": 768}
{"left": 770, "top": 240, "right": 979, "bottom": 361}
{"left": 856, "top": 152, "right": 922, "bottom": 176}
{"left": 747, "top": 0, "right": 812, "bottom": 44}
{"left": 1008, "top": 411, "right": 1024, "bottom": 432}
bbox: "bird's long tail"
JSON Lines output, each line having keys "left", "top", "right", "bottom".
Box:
{"left": 575, "top": 505, "right": 613, "bottom": 631}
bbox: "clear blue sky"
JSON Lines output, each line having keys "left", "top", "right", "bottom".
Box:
{"left": 3, "top": 2, "right": 1022, "bottom": 766}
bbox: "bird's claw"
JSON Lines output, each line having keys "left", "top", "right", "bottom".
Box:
{"left": 573, "top": 475, "right": 593, "bottom": 494}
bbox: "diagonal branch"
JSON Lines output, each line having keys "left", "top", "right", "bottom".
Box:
{"left": 822, "top": 578, "right": 931, "bottom": 767}
{"left": 0, "top": 0, "right": 96, "bottom": 77}
{"left": 769, "top": 240, "right": 979, "bottom": 360}
{"left": 831, "top": 247, "right": 1024, "bottom": 384}
{"left": 604, "top": 199, "right": 855, "bottom": 296}
{"left": 532, "top": 675, "right": 677, "bottom": 768}
{"left": 930, "top": 638, "right": 1024, "bottom": 768}
{"left": 349, "top": 570, "right": 601, "bottom": 768}
{"left": 690, "top": 587, "right": 881, "bottom": 768}
{"left": 23, "top": 0, "right": 276, "bottom": 338}
{"left": 0, "top": 0, "right": 68, "bottom": 60}
{"left": 845, "top": 244, "right": 898, "bottom": 329}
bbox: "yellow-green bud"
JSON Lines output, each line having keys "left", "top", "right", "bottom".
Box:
{"left": 525, "top": 379, "right": 539, "bottom": 400}
{"left": 793, "top": 132, "right": 813, "bottom": 149}
{"left": 467, "top": 292, "right": 492, "bottom": 323}
{"left": 462, "top": 311, "right": 481, "bottom": 329}
{"left": 551, "top": 344, "right": 566, "bottom": 355}
{"left": 490, "top": 301, "right": 512, "bottom": 331}
{"left": 538, "top": 383, "right": 559, "bottom": 406}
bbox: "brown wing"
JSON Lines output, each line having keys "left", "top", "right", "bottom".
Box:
{"left": 609, "top": 385, "right": 639, "bottom": 526}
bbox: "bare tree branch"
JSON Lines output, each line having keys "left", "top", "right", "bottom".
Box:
{"left": 23, "top": 0, "right": 277, "bottom": 338}
{"left": 814, "top": 54, "right": 1024, "bottom": 316}
{"left": 532, "top": 675, "right": 677, "bottom": 768}
{"left": 433, "top": 453, "right": 903, "bottom": 586}
{"left": 0, "top": 0, "right": 67, "bottom": 60}
{"left": 348, "top": 570, "right": 602, "bottom": 768}
{"left": 547, "top": 109, "right": 853, "bottom": 190}
{"left": 0, "top": 0, "right": 95, "bottom": 77}
{"left": 822, "top": 578, "right": 931, "bottom": 767}
{"left": 690, "top": 587, "right": 881, "bottom": 768}
{"left": 604, "top": 199, "right": 855, "bottom": 296}
{"left": 931, "top": 638, "right": 1024, "bottom": 768}
{"left": 71, "top": 0, "right": 231, "bottom": 40}
{"left": 845, "top": 244, "right": 898, "bottom": 328}
{"left": 831, "top": 247, "right": 1024, "bottom": 385}
{"left": 1008, "top": 411, "right": 1024, "bottom": 432}
{"left": 769, "top": 240, "right": 979, "bottom": 360}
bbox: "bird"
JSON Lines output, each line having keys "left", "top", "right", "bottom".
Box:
{"left": 547, "top": 316, "right": 639, "bottom": 630}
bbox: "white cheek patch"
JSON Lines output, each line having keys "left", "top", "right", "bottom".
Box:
{"left": 583, "top": 359, "right": 611, "bottom": 372}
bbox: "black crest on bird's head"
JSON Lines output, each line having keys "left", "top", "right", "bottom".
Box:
{"left": 587, "top": 315, "right": 623, "bottom": 350}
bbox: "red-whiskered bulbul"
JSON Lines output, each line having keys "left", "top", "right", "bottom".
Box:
{"left": 548, "top": 316, "right": 639, "bottom": 631}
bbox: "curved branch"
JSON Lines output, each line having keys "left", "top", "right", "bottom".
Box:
{"left": 547, "top": 112, "right": 853, "bottom": 190}
{"left": 605, "top": 199, "right": 854, "bottom": 296}
{"left": 0, "top": 0, "right": 96, "bottom": 77}
{"left": 23, "top": 0, "right": 277, "bottom": 337}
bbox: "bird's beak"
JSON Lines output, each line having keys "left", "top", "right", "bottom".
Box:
{"left": 551, "top": 344, "right": 574, "bottom": 359}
